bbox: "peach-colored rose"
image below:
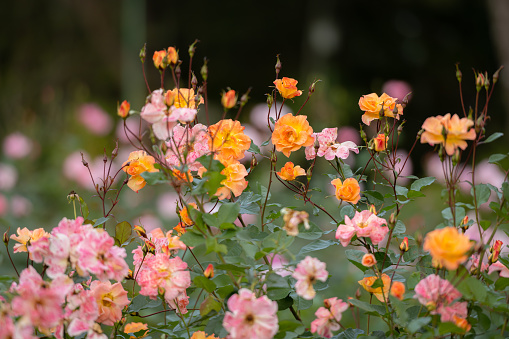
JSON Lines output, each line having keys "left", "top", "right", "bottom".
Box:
{"left": 90, "top": 280, "right": 130, "bottom": 326}
{"left": 361, "top": 253, "right": 377, "bottom": 267}
{"left": 221, "top": 90, "right": 237, "bottom": 109}
{"left": 272, "top": 113, "right": 314, "bottom": 157}
{"left": 277, "top": 162, "right": 306, "bottom": 181}
{"left": 390, "top": 281, "right": 405, "bottom": 300}
{"left": 190, "top": 332, "right": 221, "bottom": 339}
{"left": 331, "top": 178, "right": 361, "bottom": 204}
{"left": 274, "top": 77, "right": 303, "bottom": 99}
{"left": 10, "top": 227, "right": 50, "bottom": 256}
{"left": 215, "top": 161, "right": 248, "bottom": 200}
{"left": 172, "top": 88, "right": 203, "bottom": 109}
{"left": 124, "top": 322, "right": 148, "bottom": 334}
{"left": 373, "top": 134, "right": 388, "bottom": 152}
{"left": 423, "top": 226, "right": 472, "bottom": 270}
{"left": 421, "top": 113, "right": 476, "bottom": 156}
{"left": 167, "top": 47, "right": 178, "bottom": 65}
{"left": 209, "top": 119, "right": 251, "bottom": 164}
{"left": 358, "top": 93, "right": 401, "bottom": 126}
{"left": 153, "top": 50, "right": 167, "bottom": 70}
{"left": 164, "top": 89, "right": 175, "bottom": 106}
{"left": 122, "top": 151, "right": 159, "bottom": 192}
{"left": 117, "top": 100, "right": 130, "bottom": 118}
{"left": 358, "top": 274, "right": 391, "bottom": 302}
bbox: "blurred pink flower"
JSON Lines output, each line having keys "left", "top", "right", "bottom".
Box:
{"left": 90, "top": 280, "right": 129, "bottom": 326}
{"left": 65, "top": 287, "right": 99, "bottom": 337}
{"left": 0, "top": 163, "right": 17, "bottom": 191}
{"left": 63, "top": 151, "right": 104, "bottom": 190}
{"left": 11, "top": 195, "right": 32, "bottom": 217}
{"left": 414, "top": 274, "right": 467, "bottom": 322}
{"left": 269, "top": 253, "right": 292, "bottom": 277}
{"left": 0, "top": 193, "right": 8, "bottom": 216}
{"left": 223, "top": 288, "right": 278, "bottom": 339}
{"left": 140, "top": 89, "right": 167, "bottom": 124}
{"left": 78, "top": 103, "right": 113, "bottom": 136}
{"left": 116, "top": 118, "right": 143, "bottom": 144}
{"left": 382, "top": 80, "right": 412, "bottom": 101}
{"left": 165, "top": 124, "right": 210, "bottom": 171}
{"left": 157, "top": 193, "right": 180, "bottom": 219}
{"left": 305, "top": 128, "right": 359, "bottom": 161}
{"left": 311, "top": 307, "right": 339, "bottom": 338}
{"left": 292, "top": 256, "right": 328, "bottom": 300}
{"left": 167, "top": 291, "right": 190, "bottom": 314}
{"left": 489, "top": 261, "right": 509, "bottom": 278}
{"left": 337, "top": 126, "right": 361, "bottom": 145}
{"left": 3, "top": 132, "right": 33, "bottom": 159}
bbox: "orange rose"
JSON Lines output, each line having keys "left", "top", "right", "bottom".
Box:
{"left": 272, "top": 113, "right": 314, "bottom": 157}
{"left": 361, "top": 253, "right": 377, "bottom": 267}
{"left": 274, "top": 77, "right": 303, "bottom": 99}
{"left": 373, "top": 134, "right": 388, "bottom": 152}
{"left": 173, "top": 222, "right": 187, "bottom": 236}
{"left": 122, "top": 151, "right": 159, "bottom": 192}
{"left": 153, "top": 50, "right": 167, "bottom": 70}
{"left": 167, "top": 47, "right": 178, "bottom": 65}
{"left": 423, "top": 226, "right": 472, "bottom": 270}
{"left": 390, "top": 281, "right": 405, "bottom": 300}
{"left": 124, "top": 322, "right": 148, "bottom": 334}
{"left": 421, "top": 113, "right": 476, "bottom": 156}
{"left": 221, "top": 89, "right": 237, "bottom": 109}
{"left": 215, "top": 161, "right": 248, "bottom": 200}
{"left": 179, "top": 203, "right": 197, "bottom": 226}
{"left": 331, "top": 178, "right": 361, "bottom": 204}
{"left": 358, "top": 93, "right": 401, "bottom": 126}
{"left": 190, "top": 332, "right": 221, "bottom": 339}
{"left": 172, "top": 88, "right": 204, "bottom": 109}
{"left": 453, "top": 316, "right": 472, "bottom": 332}
{"left": 277, "top": 162, "right": 306, "bottom": 181}
{"left": 117, "top": 100, "right": 130, "bottom": 118}
{"left": 209, "top": 119, "right": 251, "bottom": 164}
{"left": 358, "top": 274, "right": 391, "bottom": 302}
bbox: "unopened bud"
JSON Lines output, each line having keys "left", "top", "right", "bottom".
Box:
{"left": 275, "top": 55, "right": 282, "bottom": 76}
{"left": 399, "top": 237, "right": 409, "bottom": 252}
{"left": 460, "top": 216, "right": 470, "bottom": 233}
{"left": 111, "top": 141, "right": 119, "bottom": 159}
{"left": 484, "top": 72, "right": 490, "bottom": 91}
{"left": 200, "top": 58, "right": 208, "bottom": 81}
{"left": 81, "top": 153, "right": 89, "bottom": 167}
{"left": 139, "top": 43, "right": 146, "bottom": 63}
{"left": 240, "top": 88, "right": 251, "bottom": 108}
{"left": 452, "top": 149, "right": 460, "bottom": 166}
{"left": 3, "top": 229, "right": 9, "bottom": 245}
{"left": 250, "top": 154, "right": 258, "bottom": 171}
{"left": 167, "top": 47, "right": 178, "bottom": 66}
{"left": 475, "top": 115, "right": 484, "bottom": 135}
{"left": 455, "top": 63, "right": 462, "bottom": 83}
{"left": 308, "top": 79, "right": 321, "bottom": 96}
{"left": 126, "top": 269, "right": 134, "bottom": 280}
{"left": 475, "top": 71, "right": 484, "bottom": 92}
{"left": 489, "top": 240, "right": 503, "bottom": 264}
{"left": 204, "top": 264, "right": 214, "bottom": 278}
{"left": 221, "top": 89, "right": 237, "bottom": 109}
{"left": 313, "top": 138, "right": 320, "bottom": 151}
{"left": 368, "top": 204, "right": 377, "bottom": 215}
{"left": 175, "top": 64, "right": 181, "bottom": 79}
{"left": 355, "top": 288, "right": 362, "bottom": 299}
{"left": 117, "top": 100, "right": 130, "bottom": 119}
{"left": 191, "top": 72, "right": 198, "bottom": 90}
{"left": 134, "top": 225, "right": 147, "bottom": 238}
{"left": 188, "top": 39, "right": 199, "bottom": 58}
{"left": 389, "top": 212, "right": 396, "bottom": 226}
{"left": 143, "top": 240, "right": 156, "bottom": 255}
{"left": 493, "top": 66, "right": 504, "bottom": 85}
{"left": 266, "top": 94, "right": 273, "bottom": 109}
{"left": 359, "top": 126, "right": 367, "bottom": 143}
{"left": 438, "top": 145, "right": 445, "bottom": 162}
{"left": 324, "top": 299, "right": 331, "bottom": 309}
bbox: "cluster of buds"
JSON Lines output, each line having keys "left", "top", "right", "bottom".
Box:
{"left": 488, "top": 240, "right": 503, "bottom": 265}
{"left": 153, "top": 47, "right": 179, "bottom": 70}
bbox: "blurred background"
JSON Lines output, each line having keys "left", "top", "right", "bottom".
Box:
{"left": 1, "top": 0, "right": 509, "bottom": 330}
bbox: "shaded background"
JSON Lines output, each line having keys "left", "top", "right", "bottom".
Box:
{"left": 1, "top": 0, "right": 509, "bottom": 330}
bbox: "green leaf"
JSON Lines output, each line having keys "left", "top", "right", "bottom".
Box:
{"left": 489, "top": 153, "right": 508, "bottom": 164}
{"left": 218, "top": 203, "right": 241, "bottom": 225}
{"left": 364, "top": 190, "right": 384, "bottom": 205}
{"left": 267, "top": 287, "right": 292, "bottom": 300}
{"left": 483, "top": 132, "right": 504, "bottom": 144}
{"left": 248, "top": 143, "right": 261, "bottom": 154}
{"left": 457, "top": 276, "right": 487, "bottom": 301}
{"left": 205, "top": 237, "right": 227, "bottom": 254}
{"left": 407, "top": 317, "right": 431, "bottom": 334}
{"left": 276, "top": 296, "right": 294, "bottom": 311}
{"left": 93, "top": 217, "right": 109, "bottom": 227}
{"left": 438, "top": 321, "right": 464, "bottom": 334}
{"left": 296, "top": 222, "right": 323, "bottom": 240}
{"left": 471, "top": 184, "right": 491, "bottom": 206}
{"left": 333, "top": 328, "right": 365, "bottom": 338}
{"left": 115, "top": 221, "right": 132, "bottom": 245}
{"left": 345, "top": 249, "right": 369, "bottom": 272}
{"left": 193, "top": 276, "right": 217, "bottom": 293}
{"left": 200, "top": 295, "right": 221, "bottom": 316}
{"left": 237, "top": 191, "right": 262, "bottom": 215}
{"left": 348, "top": 299, "right": 386, "bottom": 315}
{"left": 340, "top": 205, "right": 355, "bottom": 220}
{"left": 140, "top": 171, "right": 167, "bottom": 185}
{"left": 179, "top": 231, "right": 205, "bottom": 247}
{"left": 216, "top": 285, "right": 234, "bottom": 299}
{"left": 215, "top": 263, "right": 248, "bottom": 275}
{"left": 410, "top": 177, "right": 435, "bottom": 191}
{"left": 204, "top": 171, "right": 227, "bottom": 198}
{"left": 393, "top": 220, "right": 406, "bottom": 235}
{"left": 299, "top": 240, "right": 336, "bottom": 255}
{"left": 290, "top": 292, "right": 313, "bottom": 310}
{"left": 495, "top": 277, "right": 509, "bottom": 291}
{"left": 78, "top": 196, "right": 89, "bottom": 219}
{"left": 395, "top": 185, "right": 409, "bottom": 198}
{"left": 128, "top": 295, "right": 161, "bottom": 312}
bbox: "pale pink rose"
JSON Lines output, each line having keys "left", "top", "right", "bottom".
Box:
{"left": 3, "top": 132, "right": 33, "bottom": 159}
{"left": 10, "top": 195, "right": 32, "bottom": 217}
{"left": 223, "top": 288, "right": 278, "bottom": 339}
{"left": 152, "top": 117, "right": 177, "bottom": 140}
{"left": 414, "top": 274, "right": 467, "bottom": 322}
{"left": 165, "top": 124, "right": 210, "bottom": 171}
{"left": 310, "top": 307, "right": 339, "bottom": 338}
{"left": 292, "top": 256, "right": 328, "bottom": 300}
{"left": 327, "top": 297, "right": 349, "bottom": 322}
{"left": 305, "top": 128, "right": 359, "bottom": 161}
{"left": 167, "top": 291, "right": 190, "bottom": 314}
{"left": 78, "top": 103, "right": 113, "bottom": 136}
{"left": 489, "top": 261, "right": 509, "bottom": 278}
{"left": 169, "top": 108, "right": 197, "bottom": 122}
{"left": 90, "top": 280, "right": 130, "bottom": 326}
{"left": 466, "top": 254, "right": 489, "bottom": 273}
{"left": 335, "top": 224, "right": 357, "bottom": 247}
{"left": 0, "top": 163, "right": 17, "bottom": 191}
{"left": 382, "top": 80, "right": 412, "bottom": 101}
{"left": 269, "top": 253, "right": 292, "bottom": 277}
{"left": 336, "top": 210, "right": 388, "bottom": 246}
{"left": 140, "top": 89, "right": 167, "bottom": 124}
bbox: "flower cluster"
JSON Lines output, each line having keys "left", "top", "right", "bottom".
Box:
{"left": 358, "top": 92, "right": 402, "bottom": 126}
{"left": 310, "top": 298, "right": 349, "bottom": 338}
